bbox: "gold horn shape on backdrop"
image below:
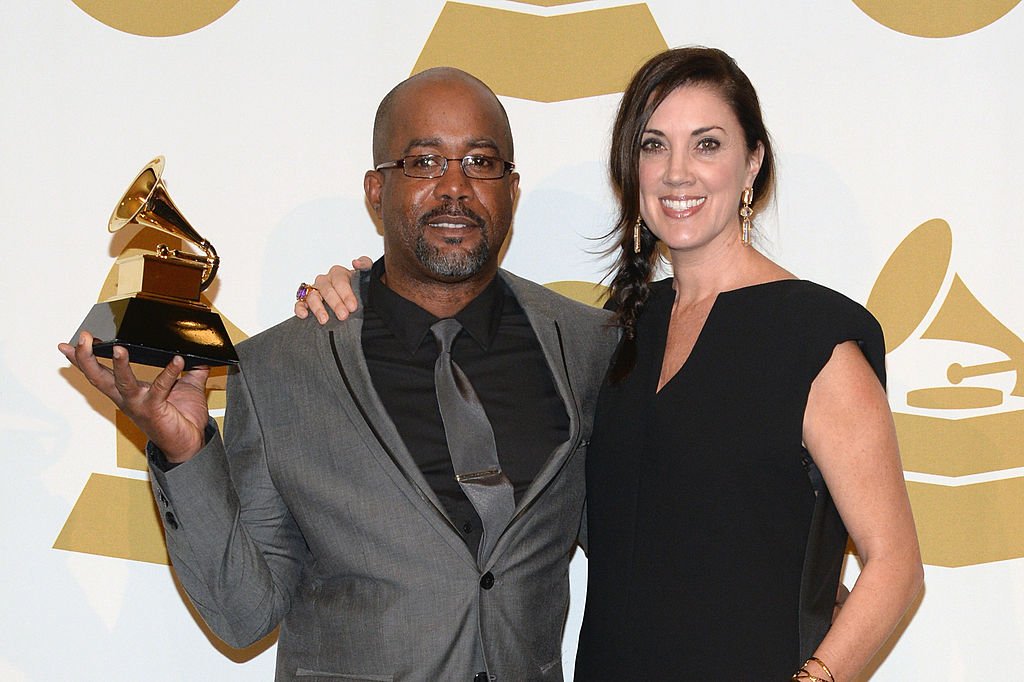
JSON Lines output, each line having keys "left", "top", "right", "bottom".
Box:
{"left": 70, "top": 0, "right": 241, "bottom": 37}
{"left": 851, "top": 0, "right": 1022, "bottom": 38}
{"left": 867, "top": 219, "right": 1024, "bottom": 566}
{"left": 413, "top": 1, "right": 667, "bottom": 102}
{"left": 53, "top": 386, "right": 234, "bottom": 565}
{"left": 70, "top": 157, "right": 239, "bottom": 369}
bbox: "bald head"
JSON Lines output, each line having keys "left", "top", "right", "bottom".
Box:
{"left": 372, "top": 67, "right": 514, "bottom": 165}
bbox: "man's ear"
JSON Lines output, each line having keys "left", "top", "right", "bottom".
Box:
{"left": 364, "top": 170, "right": 383, "bottom": 218}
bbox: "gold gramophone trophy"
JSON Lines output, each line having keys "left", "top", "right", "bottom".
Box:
{"left": 71, "top": 156, "right": 238, "bottom": 368}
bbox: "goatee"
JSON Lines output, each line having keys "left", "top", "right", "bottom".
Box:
{"left": 414, "top": 203, "right": 490, "bottom": 278}
{"left": 415, "top": 235, "right": 490, "bottom": 278}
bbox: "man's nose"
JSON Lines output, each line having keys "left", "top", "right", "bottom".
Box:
{"left": 433, "top": 159, "right": 474, "bottom": 201}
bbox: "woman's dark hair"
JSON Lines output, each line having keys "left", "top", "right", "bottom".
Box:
{"left": 606, "top": 46, "right": 776, "bottom": 382}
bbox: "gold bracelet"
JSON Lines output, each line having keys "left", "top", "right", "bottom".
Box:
{"left": 803, "top": 656, "right": 836, "bottom": 682}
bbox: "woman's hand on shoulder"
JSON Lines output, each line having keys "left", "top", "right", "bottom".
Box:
{"left": 294, "top": 256, "right": 373, "bottom": 324}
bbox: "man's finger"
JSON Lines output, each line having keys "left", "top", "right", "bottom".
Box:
{"left": 110, "top": 345, "right": 144, "bottom": 400}
{"left": 58, "top": 342, "right": 79, "bottom": 366}
{"left": 72, "top": 332, "right": 115, "bottom": 386}
{"left": 148, "top": 355, "right": 186, "bottom": 401}
{"left": 177, "top": 365, "right": 211, "bottom": 392}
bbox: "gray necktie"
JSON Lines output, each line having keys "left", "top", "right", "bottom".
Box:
{"left": 430, "top": 318, "right": 515, "bottom": 563}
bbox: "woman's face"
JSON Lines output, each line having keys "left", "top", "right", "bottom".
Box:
{"left": 638, "top": 85, "right": 763, "bottom": 254}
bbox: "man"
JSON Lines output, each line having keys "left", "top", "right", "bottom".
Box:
{"left": 60, "top": 67, "right": 617, "bottom": 681}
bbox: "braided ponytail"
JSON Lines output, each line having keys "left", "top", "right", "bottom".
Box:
{"left": 606, "top": 217, "right": 659, "bottom": 383}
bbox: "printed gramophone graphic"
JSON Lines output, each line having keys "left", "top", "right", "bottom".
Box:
{"left": 414, "top": 1, "right": 666, "bottom": 102}
{"left": 867, "top": 219, "right": 1024, "bottom": 567}
{"left": 55, "top": 158, "right": 246, "bottom": 564}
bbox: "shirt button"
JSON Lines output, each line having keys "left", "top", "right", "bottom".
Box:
{"left": 462, "top": 521, "right": 473, "bottom": 534}
{"left": 480, "top": 572, "right": 494, "bottom": 590}
{"left": 164, "top": 511, "right": 179, "bottom": 530}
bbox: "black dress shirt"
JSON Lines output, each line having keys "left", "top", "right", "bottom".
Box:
{"left": 362, "top": 259, "right": 569, "bottom": 555}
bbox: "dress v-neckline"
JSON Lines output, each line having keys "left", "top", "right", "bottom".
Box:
{"left": 652, "top": 279, "right": 801, "bottom": 396}
{"left": 653, "top": 291, "right": 719, "bottom": 396}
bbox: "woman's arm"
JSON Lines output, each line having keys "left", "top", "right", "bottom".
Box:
{"left": 798, "top": 341, "right": 924, "bottom": 681}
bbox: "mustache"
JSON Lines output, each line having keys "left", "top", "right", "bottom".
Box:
{"left": 418, "top": 202, "right": 485, "bottom": 229}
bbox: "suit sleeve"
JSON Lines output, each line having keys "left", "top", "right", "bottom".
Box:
{"left": 148, "top": 364, "right": 309, "bottom": 648}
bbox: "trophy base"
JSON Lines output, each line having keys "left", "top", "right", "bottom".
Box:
{"left": 72, "top": 297, "right": 239, "bottom": 369}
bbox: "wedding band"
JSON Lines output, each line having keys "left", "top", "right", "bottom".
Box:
{"left": 296, "top": 282, "right": 319, "bottom": 302}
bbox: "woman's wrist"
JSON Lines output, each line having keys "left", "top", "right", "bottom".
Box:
{"left": 792, "top": 656, "right": 835, "bottom": 682}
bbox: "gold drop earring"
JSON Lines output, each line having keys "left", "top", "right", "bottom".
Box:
{"left": 739, "top": 187, "right": 754, "bottom": 246}
{"left": 633, "top": 215, "right": 643, "bottom": 253}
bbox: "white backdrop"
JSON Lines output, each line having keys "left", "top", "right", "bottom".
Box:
{"left": 3, "top": 1, "right": 1023, "bottom": 679}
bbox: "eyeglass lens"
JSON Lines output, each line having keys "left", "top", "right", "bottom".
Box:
{"left": 403, "top": 155, "right": 506, "bottom": 179}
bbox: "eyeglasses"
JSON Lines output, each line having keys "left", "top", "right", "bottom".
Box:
{"left": 374, "top": 154, "right": 515, "bottom": 180}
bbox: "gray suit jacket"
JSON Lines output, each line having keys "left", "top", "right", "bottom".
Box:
{"left": 149, "top": 270, "right": 617, "bottom": 681}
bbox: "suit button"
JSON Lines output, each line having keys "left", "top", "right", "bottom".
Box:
{"left": 164, "top": 511, "right": 179, "bottom": 530}
{"left": 480, "top": 572, "right": 494, "bottom": 590}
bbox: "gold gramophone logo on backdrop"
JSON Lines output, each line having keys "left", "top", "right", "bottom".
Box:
{"left": 70, "top": 0, "right": 240, "bottom": 37}
{"left": 852, "top": 0, "right": 1021, "bottom": 38}
{"left": 867, "top": 219, "right": 1024, "bottom": 567}
{"left": 414, "top": 1, "right": 667, "bottom": 102}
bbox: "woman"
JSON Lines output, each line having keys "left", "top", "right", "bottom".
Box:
{"left": 571, "top": 47, "right": 922, "bottom": 680}
{"left": 299, "top": 47, "right": 923, "bottom": 680}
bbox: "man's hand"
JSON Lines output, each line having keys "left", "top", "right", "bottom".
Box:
{"left": 294, "top": 256, "right": 373, "bottom": 324}
{"left": 58, "top": 331, "right": 211, "bottom": 463}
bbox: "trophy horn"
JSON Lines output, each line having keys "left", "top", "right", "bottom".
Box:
{"left": 109, "top": 156, "right": 219, "bottom": 290}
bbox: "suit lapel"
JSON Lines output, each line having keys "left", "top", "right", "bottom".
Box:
{"left": 494, "top": 272, "right": 583, "bottom": 536}
{"left": 314, "top": 272, "right": 475, "bottom": 566}
{"left": 309, "top": 269, "right": 587, "bottom": 570}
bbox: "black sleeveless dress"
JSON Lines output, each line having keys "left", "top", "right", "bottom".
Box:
{"left": 575, "top": 278, "right": 885, "bottom": 680}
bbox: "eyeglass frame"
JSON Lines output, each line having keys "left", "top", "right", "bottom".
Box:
{"left": 373, "top": 154, "right": 516, "bottom": 180}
